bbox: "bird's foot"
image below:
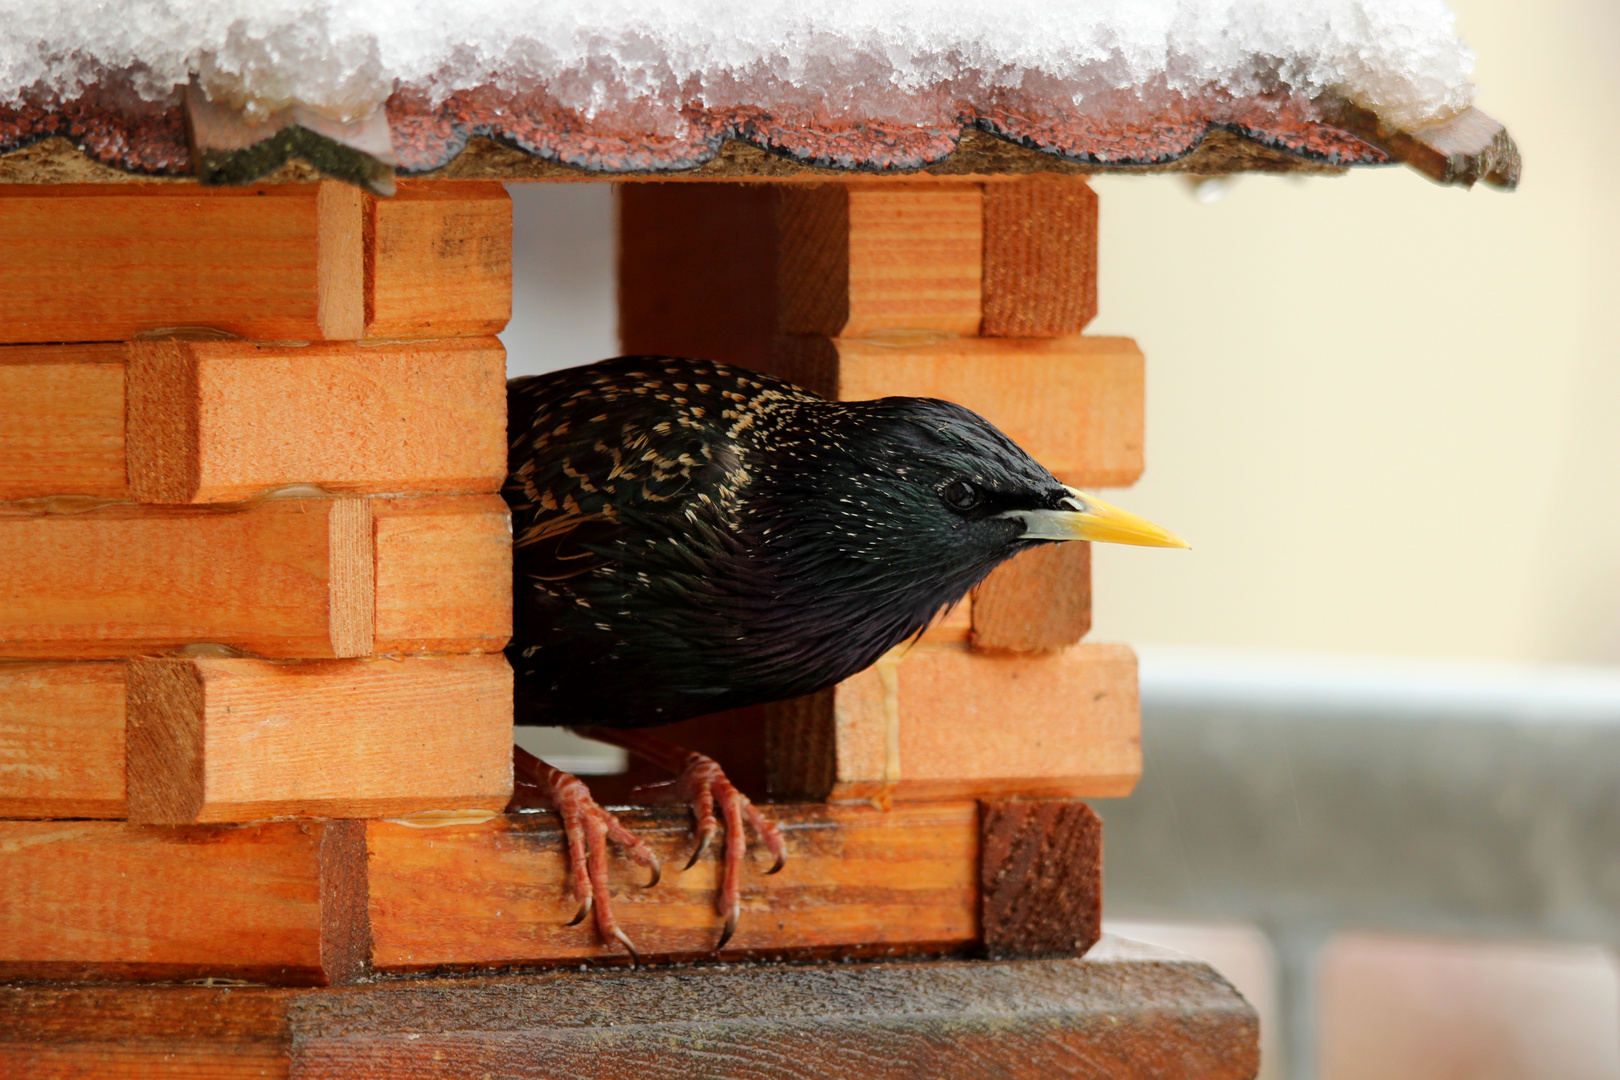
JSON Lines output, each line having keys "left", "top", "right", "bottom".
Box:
{"left": 676, "top": 750, "right": 788, "bottom": 949}
{"left": 511, "top": 746, "right": 660, "bottom": 963}
{"left": 576, "top": 728, "right": 787, "bottom": 951}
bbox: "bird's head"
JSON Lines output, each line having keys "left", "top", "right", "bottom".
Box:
{"left": 750, "top": 396, "right": 1185, "bottom": 629}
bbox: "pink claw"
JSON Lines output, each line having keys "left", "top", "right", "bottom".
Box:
{"left": 574, "top": 728, "right": 790, "bottom": 953}
{"left": 512, "top": 747, "right": 661, "bottom": 962}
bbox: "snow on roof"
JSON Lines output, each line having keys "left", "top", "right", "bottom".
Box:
{"left": 0, "top": 0, "right": 1513, "bottom": 185}
{"left": 4, "top": 0, "right": 1475, "bottom": 127}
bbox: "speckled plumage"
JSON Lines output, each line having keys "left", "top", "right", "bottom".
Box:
{"left": 504, "top": 356, "right": 1073, "bottom": 728}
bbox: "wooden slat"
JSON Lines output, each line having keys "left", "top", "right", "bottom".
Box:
{"left": 619, "top": 182, "right": 987, "bottom": 364}
{"left": 372, "top": 494, "right": 512, "bottom": 656}
{"left": 0, "top": 344, "right": 126, "bottom": 501}
{"left": 0, "top": 182, "right": 363, "bottom": 344}
{"left": 0, "top": 947, "right": 1261, "bottom": 1080}
{"left": 844, "top": 186, "right": 983, "bottom": 335}
{"left": 772, "top": 334, "right": 1144, "bottom": 488}
{"left": 766, "top": 642, "right": 1140, "bottom": 802}
{"left": 0, "top": 496, "right": 373, "bottom": 659}
{"left": 617, "top": 183, "right": 781, "bottom": 366}
{"left": 125, "top": 655, "right": 513, "bottom": 825}
{"left": 971, "top": 541, "right": 1091, "bottom": 653}
{"left": 125, "top": 337, "right": 506, "bottom": 503}
{"left": 0, "top": 493, "right": 507, "bottom": 658}
{"left": 981, "top": 176, "right": 1098, "bottom": 337}
{"left": 1, "top": 337, "right": 505, "bottom": 502}
{"left": 776, "top": 184, "right": 985, "bottom": 337}
{"left": 980, "top": 798, "right": 1102, "bottom": 959}
{"left": 365, "top": 181, "right": 512, "bottom": 338}
{"left": 0, "top": 661, "right": 125, "bottom": 819}
{"left": 366, "top": 803, "right": 979, "bottom": 969}
{"left": 0, "top": 818, "right": 368, "bottom": 984}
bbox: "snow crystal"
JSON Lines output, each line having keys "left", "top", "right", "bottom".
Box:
{"left": 0, "top": 0, "right": 1475, "bottom": 132}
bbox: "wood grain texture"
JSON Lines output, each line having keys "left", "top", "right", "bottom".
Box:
{"left": 365, "top": 181, "right": 512, "bottom": 339}
{"left": 0, "top": 344, "right": 126, "bottom": 500}
{"left": 775, "top": 185, "right": 983, "bottom": 337}
{"left": 367, "top": 803, "right": 979, "bottom": 970}
{"left": 0, "top": 496, "right": 373, "bottom": 659}
{"left": 618, "top": 183, "right": 983, "bottom": 354}
{"left": 0, "top": 661, "right": 126, "bottom": 818}
{"left": 125, "top": 337, "right": 507, "bottom": 503}
{"left": 971, "top": 541, "right": 1092, "bottom": 653}
{"left": 0, "top": 817, "right": 368, "bottom": 985}
{"left": 0, "top": 494, "right": 506, "bottom": 659}
{"left": 980, "top": 798, "right": 1102, "bottom": 959}
{"left": 617, "top": 183, "right": 780, "bottom": 366}
{"left": 766, "top": 642, "right": 1140, "bottom": 802}
{"left": 0, "top": 945, "right": 1259, "bottom": 1080}
{"left": 770, "top": 334, "right": 1144, "bottom": 488}
{"left": 981, "top": 176, "right": 1098, "bottom": 337}
{"left": 776, "top": 185, "right": 849, "bottom": 336}
{"left": 372, "top": 494, "right": 512, "bottom": 656}
{"left": 125, "top": 655, "right": 512, "bottom": 825}
{"left": 842, "top": 186, "right": 983, "bottom": 336}
{"left": 0, "top": 182, "right": 365, "bottom": 343}
{"left": 315, "top": 181, "right": 365, "bottom": 340}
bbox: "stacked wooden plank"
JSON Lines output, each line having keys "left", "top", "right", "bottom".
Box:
{"left": 2, "top": 174, "right": 1122, "bottom": 985}
{"left": 0, "top": 180, "right": 517, "bottom": 983}
{"left": 619, "top": 177, "right": 1143, "bottom": 803}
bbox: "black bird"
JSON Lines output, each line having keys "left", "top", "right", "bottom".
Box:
{"left": 504, "top": 356, "right": 1184, "bottom": 955}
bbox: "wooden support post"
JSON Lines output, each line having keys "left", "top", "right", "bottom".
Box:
{"left": 0, "top": 946, "right": 1260, "bottom": 1079}
{"left": 0, "top": 493, "right": 508, "bottom": 659}
{"left": 0, "top": 818, "right": 369, "bottom": 985}
{"left": 0, "top": 181, "right": 510, "bottom": 345}
{"left": 765, "top": 643, "right": 1140, "bottom": 802}
{"left": 979, "top": 798, "right": 1103, "bottom": 958}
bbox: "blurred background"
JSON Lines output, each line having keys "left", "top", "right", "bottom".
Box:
{"left": 501, "top": 0, "right": 1620, "bottom": 1075}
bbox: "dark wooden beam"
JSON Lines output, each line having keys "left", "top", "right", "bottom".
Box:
{"left": 0, "top": 946, "right": 1259, "bottom": 1080}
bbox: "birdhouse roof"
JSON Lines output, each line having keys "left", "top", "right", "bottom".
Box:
{"left": 0, "top": 0, "right": 1518, "bottom": 189}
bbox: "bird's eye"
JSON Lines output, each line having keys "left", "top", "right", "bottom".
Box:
{"left": 941, "top": 480, "right": 982, "bottom": 511}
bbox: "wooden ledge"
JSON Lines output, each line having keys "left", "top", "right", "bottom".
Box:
{"left": 0, "top": 944, "right": 1259, "bottom": 1080}
{"left": 2, "top": 802, "right": 1101, "bottom": 980}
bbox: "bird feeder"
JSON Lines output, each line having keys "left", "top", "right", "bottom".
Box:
{"left": 0, "top": 6, "right": 1516, "bottom": 1076}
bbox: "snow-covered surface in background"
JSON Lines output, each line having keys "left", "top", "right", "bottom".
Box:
{"left": 3, "top": 0, "right": 1472, "bottom": 131}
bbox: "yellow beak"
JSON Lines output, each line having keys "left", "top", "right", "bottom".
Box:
{"left": 1003, "top": 486, "right": 1189, "bottom": 549}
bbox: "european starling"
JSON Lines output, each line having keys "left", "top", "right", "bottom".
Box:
{"left": 504, "top": 356, "right": 1184, "bottom": 956}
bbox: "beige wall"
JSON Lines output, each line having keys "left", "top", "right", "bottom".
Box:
{"left": 1087, "top": 0, "right": 1620, "bottom": 664}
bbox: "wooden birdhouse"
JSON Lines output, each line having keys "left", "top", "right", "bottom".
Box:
{"left": 0, "top": 7, "right": 1516, "bottom": 1076}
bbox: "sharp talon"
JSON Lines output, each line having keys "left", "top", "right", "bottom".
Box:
{"left": 613, "top": 927, "right": 640, "bottom": 966}
{"left": 567, "top": 898, "right": 591, "bottom": 927}
{"left": 683, "top": 832, "right": 712, "bottom": 871}
{"left": 716, "top": 906, "right": 738, "bottom": 952}
{"left": 766, "top": 852, "right": 786, "bottom": 875}
{"left": 644, "top": 861, "right": 662, "bottom": 888}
